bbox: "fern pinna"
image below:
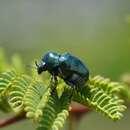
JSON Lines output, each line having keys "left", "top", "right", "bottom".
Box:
{"left": 0, "top": 70, "right": 126, "bottom": 130}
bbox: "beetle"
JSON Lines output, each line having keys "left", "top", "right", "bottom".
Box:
{"left": 35, "top": 52, "right": 89, "bottom": 87}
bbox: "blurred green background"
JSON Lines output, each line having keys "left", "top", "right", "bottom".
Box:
{"left": 0, "top": 0, "right": 130, "bottom": 130}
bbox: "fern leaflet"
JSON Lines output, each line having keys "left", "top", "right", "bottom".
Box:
{"left": 73, "top": 83, "right": 126, "bottom": 120}
{"left": 0, "top": 71, "right": 17, "bottom": 112}
{"left": 37, "top": 89, "right": 70, "bottom": 130}
{"left": 24, "top": 81, "right": 51, "bottom": 120}
{"left": 8, "top": 75, "right": 31, "bottom": 113}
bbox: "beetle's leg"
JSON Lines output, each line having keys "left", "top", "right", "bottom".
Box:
{"left": 50, "top": 73, "right": 58, "bottom": 94}
{"left": 69, "top": 85, "right": 75, "bottom": 101}
{"left": 51, "top": 73, "right": 58, "bottom": 85}
{"left": 54, "top": 76, "right": 58, "bottom": 84}
{"left": 35, "top": 61, "right": 39, "bottom": 67}
{"left": 51, "top": 74, "right": 54, "bottom": 83}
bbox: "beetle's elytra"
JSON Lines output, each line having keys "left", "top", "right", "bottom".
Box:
{"left": 35, "top": 52, "right": 89, "bottom": 87}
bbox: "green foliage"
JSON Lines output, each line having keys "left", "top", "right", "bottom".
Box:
{"left": 0, "top": 49, "right": 128, "bottom": 130}
{"left": 9, "top": 74, "right": 31, "bottom": 113}
{"left": 37, "top": 89, "right": 70, "bottom": 130}
{"left": 24, "top": 82, "right": 50, "bottom": 119}
{"left": 0, "top": 71, "right": 17, "bottom": 112}
{"left": 89, "top": 75, "right": 123, "bottom": 94}
{"left": 73, "top": 82, "right": 125, "bottom": 120}
{"left": 0, "top": 70, "right": 127, "bottom": 129}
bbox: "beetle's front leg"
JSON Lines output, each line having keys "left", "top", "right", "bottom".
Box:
{"left": 51, "top": 73, "right": 57, "bottom": 84}
{"left": 50, "top": 73, "right": 58, "bottom": 94}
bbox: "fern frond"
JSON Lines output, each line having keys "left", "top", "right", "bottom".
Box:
{"left": 0, "top": 68, "right": 127, "bottom": 130}
{"left": 24, "top": 81, "right": 51, "bottom": 120}
{"left": 8, "top": 75, "right": 31, "bottom": 113}
{"left": 88, "top": 85, "right": 126, "bottom": 120}
{"left": 73, "top": 84, "right": 126, "bottom": 120}
{"left": 37, "top": 90, "right": 70, "bottom": 130}
{"left": 0, "top": 48, "right": 127, "bottom": 130}
{"left": 89, "top": 75, "right": 123, "bottom": 94}
{"left": 0, "top": 70, "right": 17, "bottom": 112}
{"left": 0, "top": 71, "right": 16, "bottom": 96}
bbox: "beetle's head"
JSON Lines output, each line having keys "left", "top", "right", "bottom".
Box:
{"left": 36, "top": 52, "right": 60, "bottom": 74}
{"left": 35, "top": 61, "right": 47, "bottom": 74}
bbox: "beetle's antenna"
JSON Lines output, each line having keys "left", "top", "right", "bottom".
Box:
{"left": 35, "top": 61, "right": 39, "bottom": 67}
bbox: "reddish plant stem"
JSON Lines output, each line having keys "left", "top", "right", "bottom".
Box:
{"left": 0, "top": 113, "right": 26, "bottom": 128}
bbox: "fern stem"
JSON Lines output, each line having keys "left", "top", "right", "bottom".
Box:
{"left": 0, "top": 112, "right": 26, "bottom": 128}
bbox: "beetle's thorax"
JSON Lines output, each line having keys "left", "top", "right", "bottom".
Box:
{"left": 42, "top": 52, "right": 60, "bottom": 73}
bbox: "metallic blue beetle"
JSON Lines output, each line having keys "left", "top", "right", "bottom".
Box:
{"left": 35, "top": 52, "right": 89, "bottom": 87}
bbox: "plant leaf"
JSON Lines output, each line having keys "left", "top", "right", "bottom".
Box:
{"left": 37, "top": 89, "right": 70, "bottom": 130}
{"left": 73, "top": 84, "right": 126, "bottom": 120}
{"left": 0, "top": 71, "right": 17, "bottom": 112}
{"left": 24, "top": 81, "right": 50, "bottom": 120}
{"left": 8, "top": 75, "right": 31, "bottom": 113}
